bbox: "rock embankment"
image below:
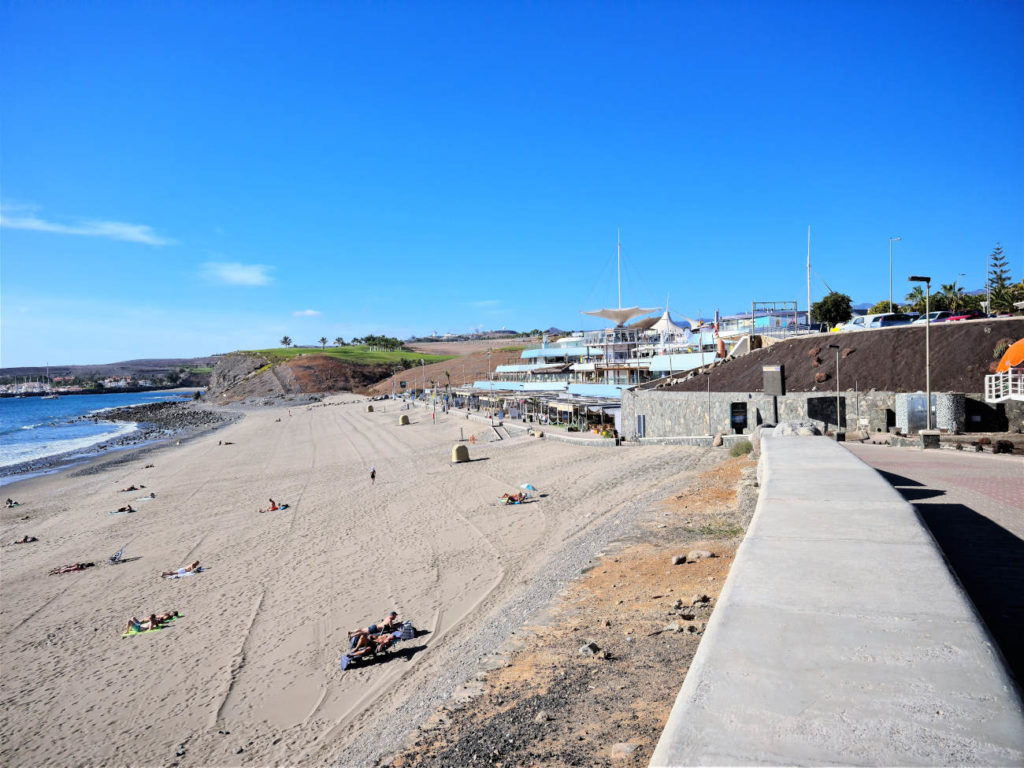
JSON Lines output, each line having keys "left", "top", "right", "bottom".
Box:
{"left": 97, "top": 402, "right": 229, "bottom": 431}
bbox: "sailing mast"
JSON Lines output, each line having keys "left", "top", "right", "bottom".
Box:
{"left": 617, "top": 228, "right": 622, "bottom": 309}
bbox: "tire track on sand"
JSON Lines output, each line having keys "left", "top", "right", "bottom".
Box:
{"left": 212, "top": 588, "right": 267, "bottom": 728}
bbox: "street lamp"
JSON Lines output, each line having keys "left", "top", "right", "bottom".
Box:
{"left": 827, "top": 344, "right": 841, "bottom": 432}
{"left": 889, "top": 236, "right": 902, "bottom": 313}
{"left": 909, "top": 275, "right": 932, "bottom": 430}
{"left": 702, "top": 370, "right": 712, "bottom": 435}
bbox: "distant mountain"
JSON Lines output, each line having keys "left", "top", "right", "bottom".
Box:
{"left": 0, "top": 356, "right": 222, "bottom": 380}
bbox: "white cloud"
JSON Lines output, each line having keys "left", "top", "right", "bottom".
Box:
{"left": 293, "top": 309, "right": 321, "bottom": 317}
{"left": 0, "top": 203, "right": 175, "bottom": 245}
{"left": 201, "top": 262, "right": 273, "bottom": 286}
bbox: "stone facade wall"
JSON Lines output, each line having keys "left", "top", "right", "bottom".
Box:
{"left": 622, "top": 389, "right": 1012, "bottom": 440}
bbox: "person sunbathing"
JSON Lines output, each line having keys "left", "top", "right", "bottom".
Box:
{"left": 13, "top": 535, "right": 38, "bottom": 544}
{"left": 348, "top": 611, "right": 400, "bottom": 639}
{"left": 258, "top": 499, "right": 289, "bottom": 513}
{"left": 116, "top": 504, "right": 135, "bottom": 513}
{"left": 5, "top": 498, "right": 20, "bottom": 508}
{"left": 161, "top": 560, "right": 201, "bottom": 578}
{"left": 125, "top": 610, "right": 180, "bottom": 634}
{"left": 119, "top": 485, "right": 144, "bottom": 492}
{"left": 347, "top": 631, "right": 401, "bottom": 658}
{"left": 49, "top": 562, "right": 95, "bottom": 575}
{"left": 500, "top": 492, "right": 527, "bottom": 504}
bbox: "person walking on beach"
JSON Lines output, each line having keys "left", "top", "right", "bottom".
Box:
{"left": 370, "top": 466, "right": 376, "bottom": 485}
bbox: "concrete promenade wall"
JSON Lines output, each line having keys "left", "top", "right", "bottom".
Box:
{"left": 650, "top": 432, "right": 1024, "bottom": 766}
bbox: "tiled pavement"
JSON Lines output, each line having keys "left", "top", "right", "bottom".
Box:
{"left": 846, "top": 444, "right": 1024, "bottom": 685}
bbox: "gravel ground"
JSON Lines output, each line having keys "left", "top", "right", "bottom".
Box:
{"left": 331, "top": 448, "right": 729, "bottom": 768}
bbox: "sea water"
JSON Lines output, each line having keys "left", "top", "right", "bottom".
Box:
{"left": 0, "top": 391, "right": 191, "bottom": 474}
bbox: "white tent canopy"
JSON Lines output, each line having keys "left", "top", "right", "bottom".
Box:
{"left": 651, "top": 309, "right": 696, "bottom": 335}
{"left": 582, "top": 306, "right": 659, "bottom": 327}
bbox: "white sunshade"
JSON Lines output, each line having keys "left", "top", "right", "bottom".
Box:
{"left": 651, "top": 310, "right": 696, "bottom": 336}
{"left": 582, "top": 306, "right": 660, "bottom": 326}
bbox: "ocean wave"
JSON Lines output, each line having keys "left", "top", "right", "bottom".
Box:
{"left": 20, "top": 423, "right": 43, "bottom": 430}
{"left": 0, "top": 422, "right": 139, "bottom": 469}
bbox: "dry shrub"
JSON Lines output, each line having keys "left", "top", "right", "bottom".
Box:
{"left": 814, "top": 372, "right": 829, "bottom": 383}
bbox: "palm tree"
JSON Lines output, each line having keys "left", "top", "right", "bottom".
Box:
{"left": 280, "top": 336, "right": 292, "bottom": 347}
{"left": 318, "top": 337, "right": 328, "bottom": 350}
{"left": 334, "top": 336, "right": 345, "bottom": 347}
{"left": 940, "top": 283, "right": 963, "bottom": 313}
{"left": 904, "top": 286, "right": 926, "bottom": 314}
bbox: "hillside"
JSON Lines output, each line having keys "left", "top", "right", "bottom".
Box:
{"left": 660, "top": 318, "right": 1023, "bottom": 394}
{"left": 368, "top": 339, "right": 535, "bottom": 395}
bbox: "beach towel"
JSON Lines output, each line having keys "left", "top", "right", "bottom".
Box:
{"left": 165, "top": 567, "right": 205, "bottom": 579}
{"left": 340, "top": 653, "right": 353, "bottom": 670}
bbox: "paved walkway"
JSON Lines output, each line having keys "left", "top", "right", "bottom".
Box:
{"left": 845, "top": 444, "right": 1024, "bottom": 685}
{"left": 651, "top": 434, "right": 1024, "bottom": 766}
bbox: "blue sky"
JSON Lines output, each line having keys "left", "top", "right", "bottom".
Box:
{"left": 2, "top": 0, "right": 1022, "bottom": 366}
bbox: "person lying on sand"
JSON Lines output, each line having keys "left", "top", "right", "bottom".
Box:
{"left": 500, "top": 492, "right": 527, "bottom": 504}
{"left": 116, "top": 504, "right": 135, "bottom": 513}
{"left": 348, "top": 611, "right": 400, "bottom": 639}
{"left": 49, "top": 562, "right": 95, "bottom": 575}
{"left": 161, "top": 560, "right": 201, "bottom": 578}
{"left": 348, "top": 631, "right": 401, "bottom": 658}
{"left": 5, "top": 498, "right": 20, "bottom": 508}
{"left": 125, "top": 610, "right": 180, "bottom": 634}
{"left": 12, "top": 535, "right": 38, "bottom": 544}
{"left": 119, "top": 485, "right": 144, "bottom": 492}
{"left": 258, "top": 499, "right": 289, "bottom": 513}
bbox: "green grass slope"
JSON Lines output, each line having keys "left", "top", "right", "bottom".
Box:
{"left": 242, "top": 346, "right": 456, "bottom": 366}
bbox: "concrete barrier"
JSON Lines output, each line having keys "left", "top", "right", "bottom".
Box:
{"left": 650, "top": 432, "right": 1024, "bottom": 766}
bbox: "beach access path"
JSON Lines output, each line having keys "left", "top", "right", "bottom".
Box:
{"left": 0, "top": 395, "right": 719, "bottom": 767}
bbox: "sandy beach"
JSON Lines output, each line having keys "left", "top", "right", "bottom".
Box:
{"left": 0, "top": 396, "right": 719, "bottom": 767}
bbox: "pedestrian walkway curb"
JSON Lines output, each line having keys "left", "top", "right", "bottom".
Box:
{"left": 650, "top": 431, "right": 1024, "bottom": 766}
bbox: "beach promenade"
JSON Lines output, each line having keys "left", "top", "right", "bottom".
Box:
{"left": 651, "top": 433, "right": 1024, "bottom": 766}
{"left": 0, "top": 395, "right": 716, "bottom": 767}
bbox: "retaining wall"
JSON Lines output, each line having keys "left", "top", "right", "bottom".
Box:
{"left": 623, "top": 388, "right": 1022, "bottom": 440}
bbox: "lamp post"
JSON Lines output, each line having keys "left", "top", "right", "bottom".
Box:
{"left": 703, "top": 370, "right": 712, "bottom": 435}
{"left": 909, "top": 275, "right": 932, "bottom": 430}
{"left": 889, "top": 236, "right": 902, "bottom": 313}
{"left": 827, "top": 344, "right": 841, "bottom": 432}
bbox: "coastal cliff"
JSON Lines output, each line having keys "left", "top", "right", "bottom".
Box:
{"left": 206, "top": 352, "right": 394, "bottom": 401}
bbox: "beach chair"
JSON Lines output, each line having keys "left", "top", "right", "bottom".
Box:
{"left": 109, "top": 544, "right": 128, "bottom": 565}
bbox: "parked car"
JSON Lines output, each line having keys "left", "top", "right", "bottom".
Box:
{"left": 868, "top": 313, "right": 915, "bottom": 328}
{"left": 947, "top": 309, "right": 987, "bottom": 322}
{"left": 912, "top": 311, "right": 952, "bottom": 324}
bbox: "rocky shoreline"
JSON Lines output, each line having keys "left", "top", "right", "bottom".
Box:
{"left": 1, "top": 402, "right": 238, "bottom": 483}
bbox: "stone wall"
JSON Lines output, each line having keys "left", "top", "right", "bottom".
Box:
{"left": 622, "top": 388, "right": 1017, "bottom": 440}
